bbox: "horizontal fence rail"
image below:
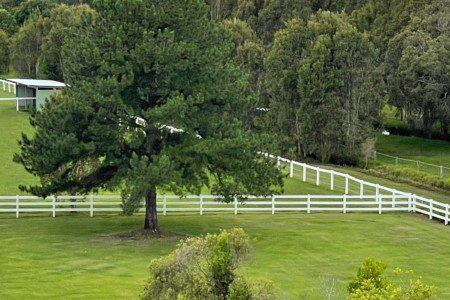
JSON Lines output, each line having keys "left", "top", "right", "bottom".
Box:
{"left": 374, "top": 151, "right": 449, "bottom": 178}
{"left": 0, "top": 194, "right": 448, "bottom": 225}
{"left": 264, "top": 153, "right": 449, "bottom": 225}
{"left": 0, "top": 79, "right": 16, "bottom": 95}
{"left": 0, "top": 154, "right": 448, "bottom": 226}
{"left": 0, "top": 97, "right": 36, "bottom": 111}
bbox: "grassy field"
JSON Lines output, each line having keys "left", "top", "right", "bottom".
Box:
{"left": 376, "top": 134, "right": 450, "bottom": 167}
{"left": 0, "top": 101, "right": 38, "bottom": 195}
{"left": 0, "top": 91, "right": 449, "bottom": 299}
{"left": 0, "top": 213, "right": 449, "bottom": 299}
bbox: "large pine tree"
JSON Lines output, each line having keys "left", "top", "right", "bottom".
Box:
{"left": 14, "top": 0, "right": 283, "bottom": 232}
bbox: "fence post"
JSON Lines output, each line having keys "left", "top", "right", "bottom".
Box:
{"left": 440, "top": 166, "right": 444, "bottom": 179}
{"left": 302, "top": 164, "right": 306, "bottom": 182}
{"left": 52, "top": 195, "right": 56, "bottom": 217}
{"left": 16, "top": 97, "right": 19, "bottom": 111}
{"left": 392, "top": 190, "right": 396, "bottom": 208}
{"left": 271, "top": 195, "right": 275, "bottom": 215}
{"left": 234, "top": 196, "right": 238, "bottom": 215}
{"left": 330, "top": 170, "right": 334, "bottom": 190}
{"left": 199, "top": 194, "right": 203, "bottom": 215}
{"left": 343, "top": 194, "right": 346, "bottom": 214}
{"left": 429, "top": 201, "right": 433, "bottom": 220}
{"left": 376, "top": 185, "right": 381, "bottom": 214}
{"left": 445, "top": 205, "right": 449, "bottom": 226}
{"left": 307, "top": 194, "right": 311, "bottom": 214}
{"left": 163, "top": 195, "right": 167, "bottom": 216}
{"left": 276, "top": 156, "right": 281, "bottom": 169}
{"left": 416, "top": 161, "right": 420, "bottom": 171}
{"left": 289, "top": 161, "right": 294, "bottom": 178}
{"left": 89, "top": 194, "right": 94, "bottom": 217}
{"left": 316, "top": 168, "right": 320, "bottom": 186}
{"left": 16, "top": 195, "right": 19, "bottom": 218}
{"left": 407, "top": 193, "right": 412, "bottom": 212}
{"left": 395, "top": 157, "right": 398, "bottom": 165}
{"left": 359, "top": 180, "right": 364, "bottom": 199}
{"left": 345, "top": 175, "right": 349, "bottom": 194}
{"left": 413, "top": 194, "right": 416, "bottom": 212}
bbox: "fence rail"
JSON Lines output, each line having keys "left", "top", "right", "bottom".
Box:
{"left": 0, "top": 97, "right": 36, "bottom": 111}
{"left": 0, "top": 79, "right": 16, "bottom": 95}
{"left": 374, "top": 151, "right": 449, "bottom": 178}
{"left": 1, "top": 154, "right": 449, "bottom": 226}
{"left": 0, "top": 194, "right": 448, "bottom": 224}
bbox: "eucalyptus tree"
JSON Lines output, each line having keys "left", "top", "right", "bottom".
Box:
{"left": 384, "top": 1, "right": 450, "bottom": 136}
{"left": 266, "top": 11, "right": 382, "bottom": 162}
{"left": 14, "top": 0, "right": 283, "bottom": 232}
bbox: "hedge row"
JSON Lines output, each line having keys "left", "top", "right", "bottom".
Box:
{"left": 371, "top": 165, "right": 450, "bottom": 191}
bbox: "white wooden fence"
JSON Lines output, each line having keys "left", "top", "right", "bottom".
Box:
{"left": 0, "top": 79, "right": 36, "bottom": 111}
{"left": 374, "top": 151, "right": 449, "bottom": 178}
{"left": 0, "top": 79, "right": 16, "bottom": 94}
{"left": 0, "top": 194, "right": 448, "bottom": 225}
{"left": 0, "top": 154, "right": 448, "bottom": 225}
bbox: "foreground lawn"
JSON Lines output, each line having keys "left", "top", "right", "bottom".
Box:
{"left": 0, "top": 213, "right": 449, "bottom": 299}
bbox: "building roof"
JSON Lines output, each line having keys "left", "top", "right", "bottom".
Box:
{"left": 7, "top": 79, "right": 67, "bottom": 89}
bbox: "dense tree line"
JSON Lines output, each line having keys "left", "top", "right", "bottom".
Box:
{"left": 2, "top": 0, "right": 447, "bottom": 153}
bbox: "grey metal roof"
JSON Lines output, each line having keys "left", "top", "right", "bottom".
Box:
{"left": 7, "top": 79, "right": 67, "bottom": 88}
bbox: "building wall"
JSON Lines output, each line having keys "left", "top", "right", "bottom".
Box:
{"left": 36, "top": 89, "right": 59, "bottom": 110}
{"left": 16, "top": 85, "right": 35, "bottom": 108}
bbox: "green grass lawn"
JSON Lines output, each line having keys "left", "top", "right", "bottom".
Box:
{"left": 0, "top": 213, "right": 449, "bottom": 299}
{"left": 0, "top": 89, "right": 15, "bottom": 98}
{"left": 376, "top": 134, "right": 450, "bottom": 167}
{"left": 0, "top": 101, "right": 38, "bottom": 195}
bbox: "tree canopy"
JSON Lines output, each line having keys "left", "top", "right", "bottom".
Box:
{"left": 265, "top": 11, "right": 382, "bottom": 162}
{"left": 14, "top": 0, "right": 283, "bottom": 231}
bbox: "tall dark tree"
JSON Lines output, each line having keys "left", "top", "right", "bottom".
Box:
{"left": 220, "top": 19, "right": 266, "bottom": 129}
{"left": 14, "top": 0, "right": 283, "bottom": 232}
{"left": 39, "top": 4, "right": 95, "bottom": 80}
{"left": 0, "top": 8, "right": 18, "bottom": 35}
{"left": 384, "top": 2, "right": 449, "bottom": 136}
{"left": 265, "top": 11, "right": 382, "bottom": 162}
{"left": 10, "top": 13, "right": 49, "bottom": 78}
{"left": 0, "top": 29, "right": 9, "bottom": 73}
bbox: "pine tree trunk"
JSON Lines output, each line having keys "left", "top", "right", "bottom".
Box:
{"left": 144, "top": 188, "right": 159, "bottom": 232}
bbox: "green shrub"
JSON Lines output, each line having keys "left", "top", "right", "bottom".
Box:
{"left": 141, "top": 228, "right": 274, "bottom": 300}
{"left": 371, "top": 165, "right": 450, "bottom": 191}
{"left": 348, "top": 258, "right": 435, "bottom": 299}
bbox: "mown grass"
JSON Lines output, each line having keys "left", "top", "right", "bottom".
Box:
{"left": 376, "top": 134, "right": 450, "bottom": 167}
{"left": 0, "top": 213, "right": 449, "bottom": 299}
{"left": 0, "top": 101, "right": 38, "bottom": 195}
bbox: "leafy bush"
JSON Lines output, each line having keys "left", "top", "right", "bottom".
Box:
{"left": 372, "top": 165, "right": 450, "bottom": 191}
{"left": 348, "top": 258, "right": 435, "bottom": 299}
{"left": 141, "top": 228, "right": 275, "bottom": 300}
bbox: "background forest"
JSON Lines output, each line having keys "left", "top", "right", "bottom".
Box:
{"left": 0, "top": 0, "right": 448, "bottom": 165}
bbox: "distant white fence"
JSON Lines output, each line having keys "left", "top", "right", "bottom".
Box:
{"left": 374, "top": 151, "right": 449, "bottom": 178}
{"left": 0, "top": 97, "right": 36, "bottom": 111}
{"left": 267, "top": 153, "right": 449, "bottom": 225}
{"left": 0, "top": 79, "right": 16, "bottom": 94}
{"left": 0, "top": 79, "right": 36, "bottom": 111}
{"left": 0, "top": 154, "right": 448, "bottom": 225}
